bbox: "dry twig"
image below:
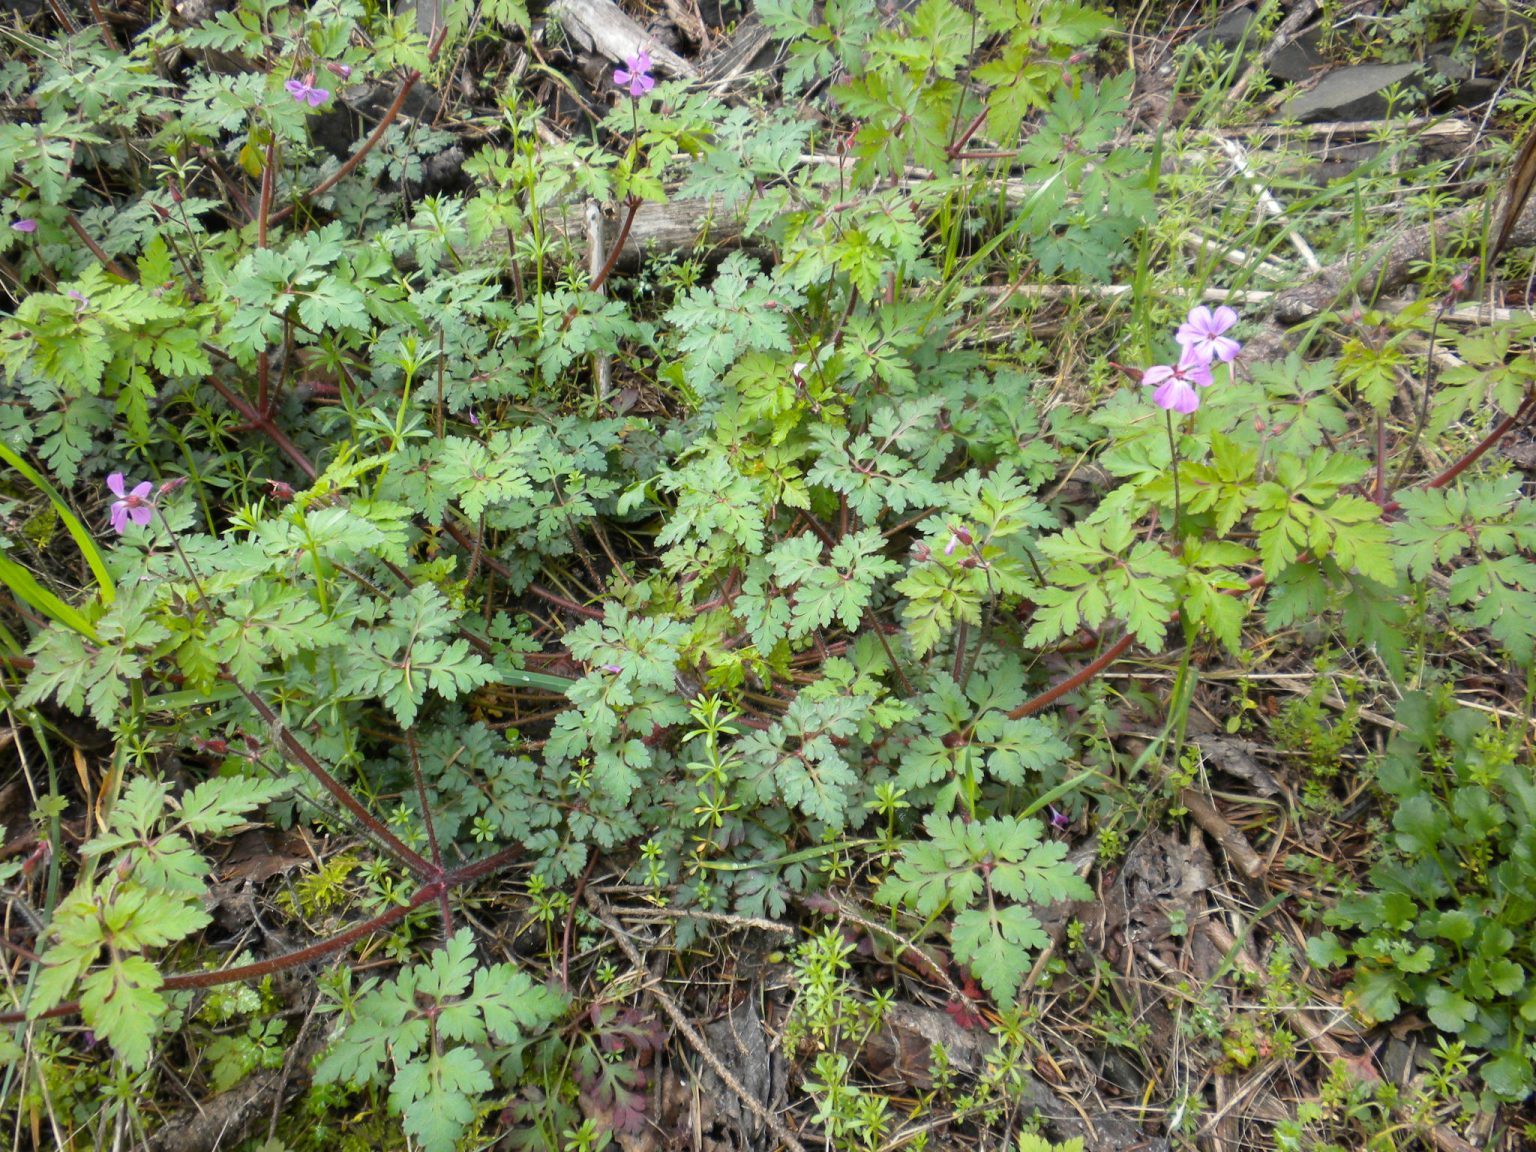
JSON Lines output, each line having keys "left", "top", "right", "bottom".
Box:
{"left": 585, "top": 891, "right": 809, "bottom": 1152}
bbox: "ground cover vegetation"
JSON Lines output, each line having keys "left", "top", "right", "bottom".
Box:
{"left": 0, "top": 0, "right": 1535, "bottom": 1148}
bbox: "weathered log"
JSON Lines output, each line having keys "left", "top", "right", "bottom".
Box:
{"left": 550, "top": 0, "right": 699, "bottom": 80}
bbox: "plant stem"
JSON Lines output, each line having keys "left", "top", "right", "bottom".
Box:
{"left": 1167, "top": 408, "right": 1183, "bottom": 543}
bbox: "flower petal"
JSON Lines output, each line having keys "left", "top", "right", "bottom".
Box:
{"left": 1210, "top": 305, "right": 1238, "bottom": 332}
{"left": 1210, "top": 334, "right": 1241, "bottom": 363}
{"left": 305, "top": 86, "right": 330, "bottom": 107}
{"left": 106, "top": 472, "right": 126, "bottom": 497}
{"left": 1142, "top": 365, "right": 1175, "bottom": 386}
{"left": 1154, "top": 378, "right": 1199, "bottom": 414}
{"left": 130, "top": 505, "right": 154, "bottom": 527}
{"left": 130, "top": 481, "right": 153, "bottom": 499}
{"left": 110, "top": 505, "right": 128, "bottom": 534}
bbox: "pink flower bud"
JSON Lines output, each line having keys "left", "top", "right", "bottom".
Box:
{"left": 267, "top": 480, "right": 295, "bottom": 501}
{"left": 157, "top": 476, "right": 188, "bottom": 496}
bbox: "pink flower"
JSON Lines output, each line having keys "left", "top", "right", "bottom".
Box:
{"left": 284, "top": 75, "right": 330, "bottom": 108}
{"left": 1144, "top": 346, "right": 1214, "bottom": 415}
{"left": 944, "top": 525, "right": 972, "bottom": 556}
{"left": 106, "top": 473, "right": 154, "bottom": 534}
{"left": 11, "top": 219, "right": 36, "bottom": 233}
{"left": 326, "top": 62, "right": 352, "bottom": 79}
{"left": 1175, "top": 305, "right": 1241, "bottom": 364}
{"left": 614, "top": 51, "right": 655, "bottom": 97}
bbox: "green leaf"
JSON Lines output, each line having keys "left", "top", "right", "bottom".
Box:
{"left": 0, "top": 438, "right": 114, "bottom": 606}
{"left": 175, "top": 775, "right": 293, "bottom": 836}
{"left": 1482, "top": 1051, "right": 1535, "bottom": 1100}
{"left": 1424, "top": 985, "right": 1477, "bottom": 1033}
{"left": 392, "top": 1046, "right": 490, "bottom": 1152}
{"left": 952, "top": 903, "right": 1046, "bottom": 1003}
{"left": 1351, "top": 971, "right": 1405, "bottom": 1022}
{"left": 78, "top": 956, "right": 165, "bottom": 1069}
{"left": 1306, "top": 932, "right": 1349, "bottom": 969}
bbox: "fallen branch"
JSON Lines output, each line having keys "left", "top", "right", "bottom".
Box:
{"left": 1271, "top": 189, "right": 1536, "bottom": 323}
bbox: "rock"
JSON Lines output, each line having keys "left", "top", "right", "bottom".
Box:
{"left": 1280, "top": 62, "right": 1423, "bottom": 122}
{"left": 1268, "top": 28, "right": 1327, "bottom": 83}
{"left": 1192, "top": 6, "right": 1258, "bottom": 50}
{"left": 1189, "top": 7, "right": 1324, "bottom": 84}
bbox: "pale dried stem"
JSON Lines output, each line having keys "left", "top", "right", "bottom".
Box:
{"left": 585, "top": 891, "right": 809, "bottom": 1152}
{"left": 1212, "top": 135, "right": 1323, "bottom": 273}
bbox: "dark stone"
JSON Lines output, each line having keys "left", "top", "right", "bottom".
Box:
{"left": 1427, "top": 51, "right": 1472, "bottom": 83}
{"left": 1280, "top": 62, "right": 1423, "bottom": 122}
{"left": 1191, "top": 6, "right": 1257, "bottom": 50}
{"left": 1268, "top": 28, "right": 1327, "bottom": 83}
{"left": 1473, "top": 0, "right": 1533, "bottom": 70}
{"left": 1188, "top": 8, "right": 1324, "bottom": 84}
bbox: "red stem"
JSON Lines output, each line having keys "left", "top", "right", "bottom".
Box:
{"left": 946, "top": 108, "right": 989, "bottom": 161}
{"left": 588, "top": 196, "right": 640, "bottom": 296}
{"left": 64, "top": 214, "right": 130, "bottom": 280}
{"left": 1007, "top": 389, "right": 1536, "bottom": 721}
{"left": 267, "top": 27, "right": 449, "bottom": 228}
{"left": 239, "top": 686, "right": 432, "bottom": 877}
{"left": 0, "top": 844, "right": 523, "bottom": 1026}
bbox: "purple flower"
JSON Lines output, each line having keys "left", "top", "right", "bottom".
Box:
{"left": 106, "top": 473, "right": 154, "bottom": 534}
{"left": 326, "top": 62, "right": 352, "bottom": 79}
{"left": 614, "top": 51, "right": 655, "bottom": 97}
{"left": 1175, "top": 305, "right": 1241, "bottom": 364}
{"left": 1144, "top": 346, "right": 1214, "bottom": 415}
{"left": 11, "top": 219, "right": 36, "bottom": 233}
{"left": 1049, "top": 805, "right": 1071, "bottom": 830}
{"left": 601, "top": 663, "right": 623, "bottom": 674}
{"left": 284, "top": 75, "right": 330, "bottom": 108}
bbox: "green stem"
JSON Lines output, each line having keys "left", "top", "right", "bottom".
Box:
{"left": 1166, "top": 408, "right": 1183, "bottom": 544}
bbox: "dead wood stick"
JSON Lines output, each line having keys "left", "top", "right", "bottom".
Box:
{"left": 1272, "top": 190, "right": 1536, "bottom": 323}
{"left": 585, "top": 892, "right": 809, "bottom": 1152}
{"left": 1179, "top": 788, "right": 1266, "bottom": 878}
{"left": 1204, "top": 920, "right": 1350, "bottom": 1059}
{"left": 1206, "top": 926, "right": 1482, "bottom": 1152}
{"left": 551, "top": 0, "right": 698, "bottom": 80}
